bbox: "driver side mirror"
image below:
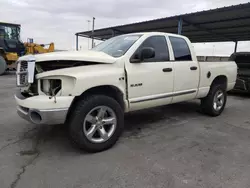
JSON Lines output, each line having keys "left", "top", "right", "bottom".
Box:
{"left": 131, "top": 47, "right": 155, "bottom": 63}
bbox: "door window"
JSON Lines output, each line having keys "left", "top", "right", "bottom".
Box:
{"left": 169, "top": 36, "right": 192, "bottom": 61}
{"left": 134, "top": 36, "right": 170, "bottom": 62}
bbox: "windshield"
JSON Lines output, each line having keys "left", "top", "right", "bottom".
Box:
{"left": 0, "top": 25, "right": 20, "bottom": 40}
{"left": 92, "top": 34, "right": 142, "bottom": 57}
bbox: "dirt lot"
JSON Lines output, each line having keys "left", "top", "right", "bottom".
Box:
{"left": 1, "top": 73, "right": 250, "bottom": 188}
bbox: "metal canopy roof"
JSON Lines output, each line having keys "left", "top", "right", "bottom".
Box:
{"left": 76, "top": 3, "right": 250, "bottom": 43}
{"left": 0, "top": 22, "right": 21, "bottom": 27}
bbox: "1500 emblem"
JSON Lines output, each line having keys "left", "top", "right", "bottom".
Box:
{"left": 130, "top": 83, "right": 143, "bottom": 87}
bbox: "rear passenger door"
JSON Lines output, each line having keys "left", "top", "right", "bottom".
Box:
{"left": 169, "top": 36, "right": 199, "bottom": 103}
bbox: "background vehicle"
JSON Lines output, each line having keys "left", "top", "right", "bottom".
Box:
{"left": 15, "top": 32, "right": 237, "bottom": 152}
{"left": 24, "top": 38, "right": 54, "bottom": 55}
{"left": 0, "top": 22, "right": 54, "bottom": 75}
{"left": 0, "top": 22, "right": 25, "bottom": 74}
{"left": 230, "top": 52, "right": 250, "bottom": 93}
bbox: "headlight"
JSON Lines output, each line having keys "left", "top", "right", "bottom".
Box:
{"left": 40, "top": 79, "right": 62, "bottom": 96}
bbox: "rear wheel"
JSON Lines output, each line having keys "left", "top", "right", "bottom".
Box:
{"left": 68, "top": 95, "right": 124, "bottom": 152}
{"left": 201, "top": 84, "right": 227, "bottom": 116}
{"left": 0, "top": 56, "right": 7, "bottom": 75}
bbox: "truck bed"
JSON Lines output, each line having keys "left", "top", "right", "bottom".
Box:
{"left": 198, "top": 61, "right": 237, "bottom": 97}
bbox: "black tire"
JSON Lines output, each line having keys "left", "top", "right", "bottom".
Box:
{"left": 0, "top": 56, "right": 7, "bottom": 75}
{"left": 201, "top": 84, "right": 227, "bottom": 116}
{"left": 68, "top": 95, "right": 124, "bottom": 152}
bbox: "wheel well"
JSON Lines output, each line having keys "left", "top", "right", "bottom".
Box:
{"left": 211, "top": 75, "right": 227, "bottom": 89}
{"left": 80, "top": 85, "right": 125, "bottom": 108}
{"left": 65, "top": 85, "right": 125, "bottom": 124}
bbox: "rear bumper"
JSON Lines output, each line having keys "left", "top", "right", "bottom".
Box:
{"left": 15, "top": 90, "right": 74, "bottom": 125}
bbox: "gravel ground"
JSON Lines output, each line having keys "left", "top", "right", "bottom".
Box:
{"left": 1, "top": 73, "right": 250, "bottom": 188}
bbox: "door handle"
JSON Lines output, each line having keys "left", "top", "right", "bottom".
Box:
{"left": 162, "top": 68, "right": 172, "bottom": 72}
{"left": 190, "top": 66, "right": 198, "bottom": 70}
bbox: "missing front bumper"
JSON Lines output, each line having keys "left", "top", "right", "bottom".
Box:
{"left": 15, "top": 89, "right": 74, "bottom": 125}
{"left": 17, "top": 105, "right": 68, "bottom": 125}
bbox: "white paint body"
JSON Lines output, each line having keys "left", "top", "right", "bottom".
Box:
{"left": 15, "top": 32, "right": 237, "bottom": 115}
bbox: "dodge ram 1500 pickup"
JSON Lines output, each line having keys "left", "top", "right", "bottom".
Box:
{"left": 15, "top": 32, "right": 237, "bottom": 152}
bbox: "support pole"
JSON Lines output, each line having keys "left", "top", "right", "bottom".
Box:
{"left": 87, "top": 20, "right": 91, "bottom": 49}
{"left": 76, "top": 34, "right": 79, "bottom": 51}
{"left": 91, "top": 17, "right": 95, "bottom": 48}
{"left": 234, "top": 41, "right": 238, "bottom": 53}
{"left": 178, "top": 17, "right": 183, "bottom": 35}
{"left": 111, "top": 29, "right": 115, "bottom": 37}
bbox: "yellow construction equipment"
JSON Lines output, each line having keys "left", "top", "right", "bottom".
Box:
{"left": 0, "top": 22, "right": 54, "bottom": 75}
{"left": 24, "top": 38, "right": 54, "bottom": 54}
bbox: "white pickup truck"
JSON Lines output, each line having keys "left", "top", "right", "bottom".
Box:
{"left": 15, "top": 32, "right": 237, "bottom": 152}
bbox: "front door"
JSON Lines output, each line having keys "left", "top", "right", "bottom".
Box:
{"left": 125, "top": 35, "right": 174, "bottom": 111}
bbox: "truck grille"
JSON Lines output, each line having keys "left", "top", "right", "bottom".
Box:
{"left": 17, "top": 61, "right": 28, "bottom": 86}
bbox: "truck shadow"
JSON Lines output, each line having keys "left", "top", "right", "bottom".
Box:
{"left": 124, "top": 101, "right": 201, "bottom": 137}
{"left": 228, "top": 91, "right": 250, "bottom": 99}
{"left": 20, "top": 100, "right": 201, "bottom": 154}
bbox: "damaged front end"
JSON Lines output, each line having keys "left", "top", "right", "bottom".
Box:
{"left": 16, "top": 58, "right": 98, "bottom": 97}
{"left": 15, "top": 51, "right": 113, "bottom": 125}
{"left": 16, "top": 56, "right": 38, "bottom": 97}
{"left": 15, "top": 58, "right": 78, "bottom": 125}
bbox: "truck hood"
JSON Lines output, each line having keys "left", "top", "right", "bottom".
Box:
{"left": 36, "top": 63, "right": 120, "bottom": 79}
{"left": 18, "top": 50, "right": 116, "bottom": 64}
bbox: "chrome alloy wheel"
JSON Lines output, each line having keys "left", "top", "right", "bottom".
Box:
{"left": 83, "top": 106, "right": 117, "bottom": 143}
{"left": 213, "top": 90, "right": 225, "bottom": 111}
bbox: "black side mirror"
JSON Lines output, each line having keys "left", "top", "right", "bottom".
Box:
{"left": 140, "top": 47, "right": 155, "bottom": 60}
{"left": 131, "top": 47, "right": 155, "bottom": 63}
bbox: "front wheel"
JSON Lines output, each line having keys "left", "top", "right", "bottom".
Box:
{"left": 201, "top": 84, "right": 227, "bottom": 116}
{"left": 68, "top": 95, "right": 124, "bottom": 152}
